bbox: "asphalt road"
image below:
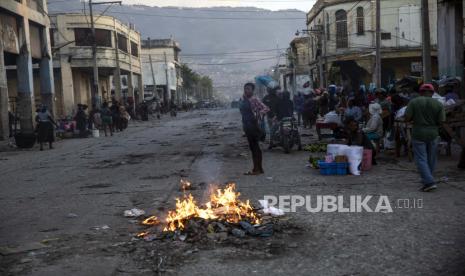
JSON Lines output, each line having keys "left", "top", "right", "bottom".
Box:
{"left": 0, "top": 108, "right": 464, "bottom": 276}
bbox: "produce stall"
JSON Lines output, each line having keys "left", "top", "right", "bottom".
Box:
{"left": 442, "top": 100, "right": 465, "bottom": 168}
{"left": 395, "top": 100, "right": 465, "bottom": 167}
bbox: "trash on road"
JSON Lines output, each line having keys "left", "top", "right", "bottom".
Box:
{"left": 259, "top": 200, "right": 285, "bottom": 216}
{"left": 124, "top": 208, "right": 146, "bottom": 218}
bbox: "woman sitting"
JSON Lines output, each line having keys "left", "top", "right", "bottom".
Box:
{"left": 363, "top": 103, "right": 384, "bottom": 145}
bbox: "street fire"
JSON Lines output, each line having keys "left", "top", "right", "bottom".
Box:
{"left": 141, "top": 216, "right": 160, "bottom": 226}
{"left": 164, "top": 183, "right": 260, "bottom": 231}
{"left": 139, "top": 182, "right": 261, "bottom": 234}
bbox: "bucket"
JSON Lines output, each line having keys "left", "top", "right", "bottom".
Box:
{"left": 345, "top": 146, "right": 364, "bottom": 176}
{"left": 362, "top": 149, "right": 372, "bottom": 171}
{"left": 326, "top": 144, "right": 340, "bottom": 157}
{"left": 92, "top": 129, "right": 100, "bottom": 138}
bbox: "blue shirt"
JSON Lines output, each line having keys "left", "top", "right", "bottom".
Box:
{"left": 345, "top": 106, "right": 362, "bottom": 121}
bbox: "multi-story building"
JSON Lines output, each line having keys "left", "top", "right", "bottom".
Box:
{"left": 50, "top": 13, "right": 143, "bottom": 117}
{"left": 285, "top": 36, "right": 313, "bottom": 96}
{"left": 141, "top": 38, "right": 182, "bottom": 106}
{"left": 305, "top": 0, "right": 438, "bottom": 90}
{"left": 1, "top": 0, "right": 55, "bottom": 140}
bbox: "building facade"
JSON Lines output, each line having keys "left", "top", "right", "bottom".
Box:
{"left": 1, "top": 0, "right": 55, "bottom": 140}
{"left": 437, "top": 0, "right": 464, "bottom": 96}
{"left": 305, "top": 0, "right": 438, "bottom": 90}
{"left": 141, "top": 38, "right": 182, "bottom": 106}
{"left": 50, "top": 13, "right": 142, "bottom": 117}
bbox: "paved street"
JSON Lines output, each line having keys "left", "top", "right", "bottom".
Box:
{"left": 1, "top": 108, "right": 465, "bottom": 276}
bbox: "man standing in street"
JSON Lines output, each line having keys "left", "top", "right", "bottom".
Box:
{"left": 405, "top": 83, "right": 446, "bottom": 192}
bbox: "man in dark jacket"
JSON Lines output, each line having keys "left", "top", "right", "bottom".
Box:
{"left": 277, "top": 91, "right": 294, "bottom": 120}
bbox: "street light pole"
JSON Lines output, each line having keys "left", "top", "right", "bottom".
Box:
{"left": 88, "top": 0, "right": 122, "bottom": 107}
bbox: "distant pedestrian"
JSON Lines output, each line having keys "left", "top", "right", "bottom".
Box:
{"left": 262, "top": 87, "right": 280, "bottom": 149}
{"left": 240, "top": 82, "right": 269, "bottom": 175}
{"left": 302, "top": 93, "right": 316, "bottom": 128}
{"left": 35, "top": 106, "right": 57, "bottom": 151}
{"left": 101, "top": 102, "right": 113, "bottom": 136}
{"left": 8, "top": 111, "right": 15, "bottom": 137}
{"left": 293, "top": 92, "right": 304, "bottom": 126}
{"left": 405, "top": 83, "right": 446, "bottom": 192}
{"left": 74, "top": 104, "right": 88, "bottom": 138}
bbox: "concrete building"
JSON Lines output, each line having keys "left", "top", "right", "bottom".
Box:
{"left": 285, "top": 37, "right": 313, "bottom": 96}
{"left": 437, "top": 0, "right": 464, "bottom": 97}
{"left": 305, "top": 0, "right": 439, "bottom": 90}
{"left": 50, "top": 13, "right": 142, "bottom": 117}
{"left": 141, "top": 38, "right": 182, "bottom": 106}
{"left": 1, "top": 0, "right": 55, "bottom": 140}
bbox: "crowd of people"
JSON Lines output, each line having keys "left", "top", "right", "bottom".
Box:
{"left": 239, "top": 80, "right": 458, "bottom": 192}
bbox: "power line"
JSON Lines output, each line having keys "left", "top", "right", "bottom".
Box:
{"left": 140, "top": 47, "right": 288, "bottom": 56}
{"left": 106, "top": 10, "right": 304, "bottom": 20}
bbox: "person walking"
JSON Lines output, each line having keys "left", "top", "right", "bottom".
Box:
{"left": 239, "top": 83, "right": 269, "bottom": 175}
{"left": 74, "top": 104, "right": 88, "bottom": 138}
{"left": 405, "top": 83, "right": 446, "bottom": 192}
{"left": 35, "top": 106, "right": 57, "bottom": 151}
{"left": 100, "top": 102, "right": 113, "bottom": 137}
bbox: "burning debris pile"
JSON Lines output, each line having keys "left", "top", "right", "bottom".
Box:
{"left": 122, "top": 180, "right": 304, "bottom": 273}
{"left": 134, "top": 180, "right": 276, "bottom": 242}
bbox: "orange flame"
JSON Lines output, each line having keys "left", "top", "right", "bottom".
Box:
{"left": 141, "top": 216, "right": 160, "bottom": 226}
{"left": 163, "top": 183, "right": 260, "bottom": 232}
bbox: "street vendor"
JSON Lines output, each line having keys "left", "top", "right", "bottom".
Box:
{"left": 345, "top": 117, "right": 377, "bottom": 165}
{"left": 363, "top": 103, "right": 383, "bottom": 143}
{"left": 405, "top": 83, "right": 446, "bottom": 192}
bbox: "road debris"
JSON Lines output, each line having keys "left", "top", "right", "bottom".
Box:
{"left": 124, "top": 208, "right": 146, "bottom": 218}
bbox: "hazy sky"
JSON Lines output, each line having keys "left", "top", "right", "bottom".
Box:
{"left": 121, "top": 0, "right": 316, "bottom": 12}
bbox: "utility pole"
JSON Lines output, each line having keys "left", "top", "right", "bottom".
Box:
{"left": 321, "top": 15, "right": 327, "bottom": 88}
{"left": 148, "top": 54, "right": 157, "bottom": 99}
{"left": 89, "top": 0, "right": 99, "bottom": 106}
{"left": 421, "top": 0, "right": 432, "bottom": 83}
{"left": 164, "top": 52, "right": 170, "bottom": 107}
{"left": 113, "top": 30, "right": 122, "bottom": 101}
{"left": 88, "top": 0, "right": 121, "bottom": 106}
{"left": 375, "top": 0, "right": 382, "bottom": 88}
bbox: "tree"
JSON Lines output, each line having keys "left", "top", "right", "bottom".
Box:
{"left": 180, "top": 64, "right": 213, "bottom": 100}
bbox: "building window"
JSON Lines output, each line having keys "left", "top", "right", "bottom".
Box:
{"left": 356, "top": 7, "right": 364, "bottom": 35}
{"left": 335, "top": 9, "right": 348, "bottom": 49}
{"left": 381, "top": 32, "right": 391, "bottom": 40}
{"left": 130, "top": 41, "right": 139, "bottom": 57}
{"left": 117, "top": 33, "right": 128, "bottom": 53}
{"left": 326, "top": 13, "right": 330, "bottom": 41}
{"left": 74, "top": 28, "right": 112, "bottom": 47}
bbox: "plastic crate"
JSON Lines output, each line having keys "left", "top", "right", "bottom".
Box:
{"left": 318, "top": 161, "right": 337, "bottom": 175}
{"left": 335, "top": 162, "right": 349, "bottom": 175}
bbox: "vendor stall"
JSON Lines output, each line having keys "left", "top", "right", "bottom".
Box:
{"left": 395, "top": 100, "right": 465, "bottom": 167}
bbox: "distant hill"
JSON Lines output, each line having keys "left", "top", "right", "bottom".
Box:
{"left": 47, "top": 1, "right": 307, "bottom": 99}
